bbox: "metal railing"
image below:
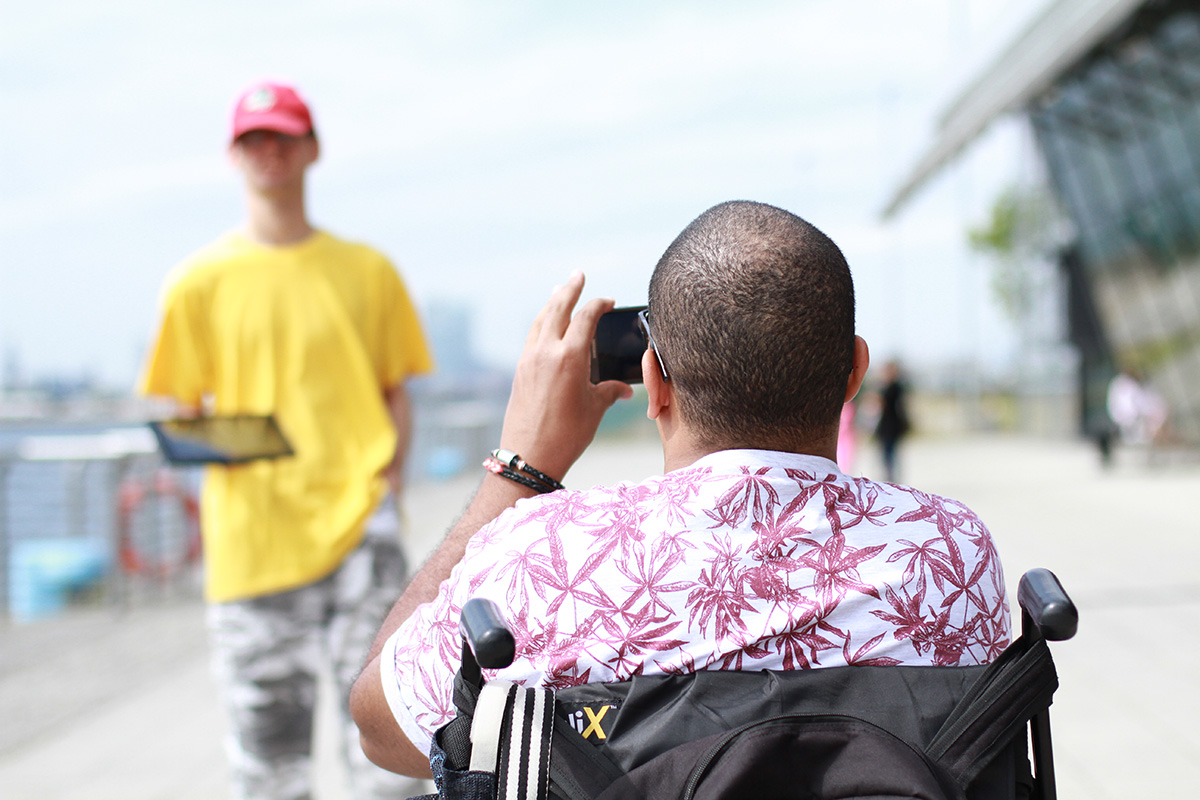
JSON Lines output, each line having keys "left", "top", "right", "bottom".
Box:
{"left": 0, "top": 427, "right": 202, "bottom": 623}
{"left": 0, "top": 395, "right": 508, "bottom": 624}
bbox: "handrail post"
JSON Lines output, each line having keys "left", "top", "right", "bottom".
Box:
{"left": 108, "top": 455, "right": 134, "bottom": 612}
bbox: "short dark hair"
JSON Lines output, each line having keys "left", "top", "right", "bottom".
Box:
{"left": 647, "top": 200, "right": 855, "bottom": 450}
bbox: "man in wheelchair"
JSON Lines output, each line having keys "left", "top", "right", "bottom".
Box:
{"left": 351, "top": 200, "right": 1012, "bottom": 784}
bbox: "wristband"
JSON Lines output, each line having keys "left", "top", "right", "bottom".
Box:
{"left": 482, "top": 456, "right": 555, "bottom": 494}
{"left": 490, "top": 449, "right": 566, "bottom": 492}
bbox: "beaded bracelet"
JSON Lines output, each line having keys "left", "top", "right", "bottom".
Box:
{"left": 490, "top": 449, "right": 566, "bottom": 492}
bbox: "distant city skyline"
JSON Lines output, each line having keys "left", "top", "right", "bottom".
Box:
{"left": 2, "top": 0, "right": 1050, "bottom": 390}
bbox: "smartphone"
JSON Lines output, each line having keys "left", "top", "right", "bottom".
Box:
{"left": 591, "top": 305, "right": 647, "bottom": 384}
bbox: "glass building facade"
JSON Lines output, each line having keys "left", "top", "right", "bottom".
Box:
{"left": 1028, "top": 0, "right": 1200, "bottom": 442}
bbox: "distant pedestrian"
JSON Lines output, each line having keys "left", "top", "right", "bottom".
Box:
{"left": 1107, "top": 367, "right": 1167, "bottom": 446}
{"left": 1107, "top": 366, "right": 1171, "bottom": 465}
{"left": 837, "top": 400, "right": 858, "bottom": 474}
{"left": 1090, "top": 403, "right": 1116, "bottom": 469}
{"left": 138, "top": 80, "right": 433, "bottom": 800}
{"left": 874, "top": 360, "right": 910, "bottom": 482}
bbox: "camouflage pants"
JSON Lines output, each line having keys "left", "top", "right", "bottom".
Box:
{"left": 208, "top": 520, "right": 416, "bottom": 800}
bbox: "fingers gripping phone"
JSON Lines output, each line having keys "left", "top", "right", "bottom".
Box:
{"left": 591, "top": 305, "right": 647, "bottom": 384}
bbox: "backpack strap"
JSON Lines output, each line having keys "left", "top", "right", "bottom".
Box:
{"left": 462, "top": 681, "right": 557, "bottom": 800}
{"left": 434, "top": 666, "right": 483, "bottom": 773}
{"left": 926, "top": 635, "right": 1058, "bottom": 787}
{"left": 470, "top": 681, "right": 516, "bottom": 773}
{"left": 499, "top": 684, "right": 556, "bottom": 800}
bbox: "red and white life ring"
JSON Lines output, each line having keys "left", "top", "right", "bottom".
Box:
{"left": 116, "top": 469, "right": 202, "bottom": 578}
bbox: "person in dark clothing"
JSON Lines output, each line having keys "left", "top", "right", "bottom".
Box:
{"left": 874, "top": 360, "right": 910, "bottom": 482}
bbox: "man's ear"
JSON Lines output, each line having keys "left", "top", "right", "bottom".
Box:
{"left": 844, "top": 336, "right": 870, "bottom": 403}
{"left": 644, "top": 349, "right": 670, "bottom": 421}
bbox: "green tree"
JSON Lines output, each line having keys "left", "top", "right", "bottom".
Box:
{"left": 967, "top": 185, "right": 1063, "bottom": 321}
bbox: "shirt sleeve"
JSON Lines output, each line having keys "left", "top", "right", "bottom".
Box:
{"left": 376, "top": 262, "right": 434, "bottom": 387}
{"left": 382, "top": 589, "right": 468, "bottom": 754}
{"left": 379, "top": 626, "right": 436, "bottom": 755}
{"left": 379, "top": 503, "right": 535, "bottom": 753}
{"left": 137, "top": 276, "right": 213, "bottom": 405}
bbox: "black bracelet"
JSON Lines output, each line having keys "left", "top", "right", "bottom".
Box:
{"left": 482, "top": 456, "right": 556, "bottom": 494}
{"left": 490, "top": 449, "right": 566, "bottom": 492}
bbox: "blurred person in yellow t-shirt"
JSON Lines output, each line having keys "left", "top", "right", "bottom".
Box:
{"left": 139, "top": 80, "right": 433, "bottom": 800}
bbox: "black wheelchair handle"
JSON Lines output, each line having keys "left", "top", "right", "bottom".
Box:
{"left": 1017, "top": 568, "right": 1078, "bottom": 642}
{"left": 461, "top": 597, "right": 516, "bottom": 670}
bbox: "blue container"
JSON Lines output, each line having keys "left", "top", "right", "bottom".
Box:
{"left": 9, "top": 538, "right": 111, "bottom": 623}
{"left": 428, "top": 445, "right": 467, "bottom": 481}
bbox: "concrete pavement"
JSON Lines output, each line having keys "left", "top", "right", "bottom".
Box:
{"left": 1, "top": 431, "right": 1198, "bottom": 798}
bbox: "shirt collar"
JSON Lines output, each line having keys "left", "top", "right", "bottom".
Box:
{"left": 684, "top": 448, "right": 844, "bottom": 476}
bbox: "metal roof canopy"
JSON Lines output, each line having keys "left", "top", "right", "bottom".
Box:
{"left": 881, "top": 0, "right": 1145, "bottom": 219}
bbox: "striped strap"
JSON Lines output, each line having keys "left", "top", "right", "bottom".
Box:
{"left": 490, "top": 684, "right": 556, "bottom": 800}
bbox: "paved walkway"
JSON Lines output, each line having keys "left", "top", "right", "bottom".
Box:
{"left": 1, "top": 432, "right": 1197, "bottom": 798}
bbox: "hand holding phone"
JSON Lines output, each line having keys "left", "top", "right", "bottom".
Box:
{"left": 500, "top": 273, "right": 633, "bottom": 483}
{"left": 591, "top": 305, "right": 647, "bottom": 384}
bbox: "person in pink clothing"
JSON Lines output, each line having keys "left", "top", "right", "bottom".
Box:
{"left": 837, "top": 401, "right": 858, "bottom": 473}
{"left": 350, "top": 201, "right": 1010, "bottom": 778}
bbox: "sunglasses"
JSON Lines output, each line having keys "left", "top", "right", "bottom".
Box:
{"left": 637, "top": 308, "right": 670, "bottom": 382}
{"left": 235, "top": 130, "right": 310, "bottom": 147}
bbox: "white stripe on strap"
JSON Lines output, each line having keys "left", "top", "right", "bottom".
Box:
{"left": 495, "top": 686, "right": 555, "bottom": 800}
{"left": 528, "top": 688, "right": 553, "bottom": 800}
{"left": 469, "top": 681, "right": 515, "bottom": 773}
{"left": 502, "top": 686, "right": 528, "bottom": 800}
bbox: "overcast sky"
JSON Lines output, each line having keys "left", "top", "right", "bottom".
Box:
{"left": 0, "top": 0, "right": 1050, "bottom": 390}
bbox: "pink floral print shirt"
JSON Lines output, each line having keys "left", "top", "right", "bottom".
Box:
{"left": 381, "top": 449, "right": 1010, "bottom": 753}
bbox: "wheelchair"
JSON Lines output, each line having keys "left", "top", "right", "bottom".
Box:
{"left": 412, "top": 568, "right": 1077, "bottom": 800}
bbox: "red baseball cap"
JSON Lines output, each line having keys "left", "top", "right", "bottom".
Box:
{"left": 230, "top": 81, "right": 315, "bottom": 142}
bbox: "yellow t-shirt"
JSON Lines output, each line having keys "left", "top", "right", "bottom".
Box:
{"left": 139, "top": 230, "right": 434, "bottom": 602}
